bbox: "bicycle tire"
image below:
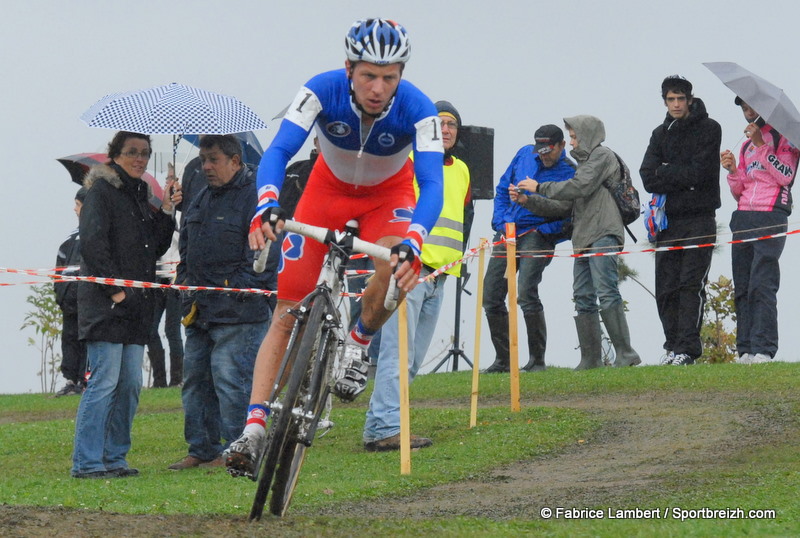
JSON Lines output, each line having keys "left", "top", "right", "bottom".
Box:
{"left": 269, "top": 302, "right": 338, "bottom": 516}
{"left": 250, "top": 296, "right": 326, "bottom": 521}
{"left": 249, "top": 300, "right": 317, "bottom": 521}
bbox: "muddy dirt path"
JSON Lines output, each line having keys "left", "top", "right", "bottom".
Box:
{"left": 2, "top": 390, "right": 794, "bottom": 536}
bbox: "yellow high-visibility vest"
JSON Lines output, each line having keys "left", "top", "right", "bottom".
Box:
{"left": 412, "top": 154, "right": 471, "bottom": 276}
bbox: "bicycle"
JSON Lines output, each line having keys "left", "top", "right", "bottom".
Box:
{"left": 247, "top": 218, "right": 396, "bottom": 520}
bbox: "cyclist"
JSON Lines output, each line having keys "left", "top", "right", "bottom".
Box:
{"left": 226, "top": 18, "right": 444, "bottom": 477}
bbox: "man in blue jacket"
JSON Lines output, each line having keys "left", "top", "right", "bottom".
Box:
{"left": 483, "top": 125, "right": 575, "bottom": 372}
{"left": 168, "top": 135, "right": 278, "bottom": 470}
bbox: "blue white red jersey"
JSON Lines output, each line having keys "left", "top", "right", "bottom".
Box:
{"left": 256, "top": 68, "right": 444, "bottom": 245}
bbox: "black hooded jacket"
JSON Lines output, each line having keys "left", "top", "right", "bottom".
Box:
{"left": 639, "top": 98, "right": 722, "bottom": 219}
{"left": 77, "top": 163, "right": 174, "bottom": 344}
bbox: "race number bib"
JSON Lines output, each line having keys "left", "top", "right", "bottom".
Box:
{"left": 284, "top": 87, "right": 323, "bottom": 131}
{"left": 414, "top": 115, "right": 444, "bottom": 153}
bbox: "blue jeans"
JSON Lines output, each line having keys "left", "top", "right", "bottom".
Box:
{"left": 363, "top": 270, "right": 447, "bottom": 442}
{"left": 181, "top": 321, "right": 268, "bottom": 459}
{"left": 483, "top": 230, "right": 555, "bottom": 316}
{"left": 573, "top": 235, "right": 623, "bottom": 314}
{"left": 71, "top": 342, "right": 144, "bottom": 474}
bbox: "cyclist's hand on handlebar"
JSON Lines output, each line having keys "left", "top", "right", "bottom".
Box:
{"left": 249, "top": 207, "right": 286, "bottom": 250}
{"left": 390, "top": 241, "right": 422, "bottom": 292}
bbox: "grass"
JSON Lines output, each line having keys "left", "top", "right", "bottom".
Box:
{"left": 1, "top": 363, "right": 799, "bottom": 536}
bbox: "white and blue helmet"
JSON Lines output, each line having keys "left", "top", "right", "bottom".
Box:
{"left": 345, "top": 19, "right": 410, "bottom": 65}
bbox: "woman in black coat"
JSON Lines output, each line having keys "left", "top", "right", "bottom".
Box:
{"left": 71, "top": 131, "right": 180, "bottom": 478}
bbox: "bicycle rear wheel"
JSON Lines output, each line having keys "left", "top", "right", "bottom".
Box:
{"left": 269, "top": 308, "right": 338, "bottom": 516}
{"left": 249, "top": 296, "right": 336, "bottom": 520}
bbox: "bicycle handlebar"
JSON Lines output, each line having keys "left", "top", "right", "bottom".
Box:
{"left": 252, "top": 220, "right": 398, "bottom": 310}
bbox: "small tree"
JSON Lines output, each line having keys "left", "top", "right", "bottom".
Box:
{"left": 699, "top": 275, "right": 737, "bottom": 364}
{"left": 21, "top": 283, "right": 63, "bottom": 393}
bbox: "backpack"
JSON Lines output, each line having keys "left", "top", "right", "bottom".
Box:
{"left": 603, "top": 152, "right": 641, "bottom": 241}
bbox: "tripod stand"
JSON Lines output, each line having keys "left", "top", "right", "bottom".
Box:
{"left": 432, "top": 275, "right": 473, "bottom": 372}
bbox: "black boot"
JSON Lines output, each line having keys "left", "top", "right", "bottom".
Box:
{"left": 522, "top": 311, "right": 547, "bottom": 372}
{"left": 600, "top": 303, "right": 642, "bottom": 367}
{"left": 574, "top": 313, "right": 603, "bottom": 370}
{"left": 169, "top": 352, "right": 183, "bottom": 387}
{"left": 483, "top": 312, "right": 510, "bottom": 373}
{"left": 149, "top": 348, "right": 167, "bottom": 388}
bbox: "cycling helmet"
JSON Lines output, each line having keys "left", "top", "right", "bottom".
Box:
{"left": 344, "top": 18, "right": 410, "bottom": 65}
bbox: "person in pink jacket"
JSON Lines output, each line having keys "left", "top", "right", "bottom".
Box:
{"left": 721, "top": 97, "right": 799, "bottom": 364}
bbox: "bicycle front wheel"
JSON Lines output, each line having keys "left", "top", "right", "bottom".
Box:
{"left": 269, "top": 298, "right": 339, "bottom": 516}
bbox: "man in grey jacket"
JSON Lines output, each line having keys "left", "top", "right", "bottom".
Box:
{"left": 515, "top": 115, "right": 640, "bottom": 369}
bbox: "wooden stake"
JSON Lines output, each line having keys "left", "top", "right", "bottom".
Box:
{"left": 470, "top": 238, "right": 489, "bottom": 428}
{"left": 505, "top": 223, "right": 521, "bottom": 412}
{"left": 398, "top": 300, "right": 411, "bottom": 474}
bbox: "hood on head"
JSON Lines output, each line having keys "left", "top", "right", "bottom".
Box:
{"left": 563, "top": 115, "right": 605, "bottom": 159}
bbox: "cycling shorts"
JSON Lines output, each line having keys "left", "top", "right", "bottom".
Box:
{"left": 278, "top": 153, "right": 416, "bottom": 302}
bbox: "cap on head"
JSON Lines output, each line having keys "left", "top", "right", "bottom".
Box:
{"left": 345, "top": 18, "right": 411, "bottom": 65}
{"left": 76, "top": 187, "right": 89, "bottom": 202}
{"left": 661, "top": 74, "right": 693, "bottom": 99}
{"left": 435, "top": 100, "right": 461, "bottom": 127}
{"left": 534, "top": 124, "right": 564, "bottom": 154}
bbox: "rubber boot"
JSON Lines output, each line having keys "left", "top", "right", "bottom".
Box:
{"left": 600, "top": 303, "right": 642, "bottom": 367}
{"left": 521, "top": 311, "right": 547, "bottom": 372}
{"left": 169, "top": 351, "right": 183, "bottom": 387}
{"left": 574, "top": 312, "right": 603, "bottom": 370}
{"left": 483, "top": 312, "right": 510, "bottom": 373}
{"left": 149, "top": 348, "right": 168, "bottom": 388}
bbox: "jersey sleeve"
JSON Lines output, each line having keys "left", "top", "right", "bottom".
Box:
{"left": 408, "top": 115, "right": 444, "bottom": 251}
{"left": 255, "top": 86, "right": 322, "bottom": 219}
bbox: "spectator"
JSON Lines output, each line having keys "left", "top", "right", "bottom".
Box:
{"left": 168, "top": 135, "right": 277, "bottom": 470}
{"left": 71, "top": 131, "right": 178, "bottom": 479}
{"left": 483, "top": 124, "right": 575, "bottom": 373}
{"left": 54, "top": 187, "right": 88, "bottom": 397}
{"left": 146, "top": 231, "right": 183, "bottom": 387}
{"left": 518, "top": 115, "right": 641, "bottom": 369}
{"left": 721, "top": 97, "right": 799, "bottom": 364}
{"left": 226, "top": 18, "right": 444, "bottom": 478}
{"left": 362, "top": 100, "right": 471, "bottom": 452}
{"left": 640, "top": 75, "right": 722, "bottom": 366}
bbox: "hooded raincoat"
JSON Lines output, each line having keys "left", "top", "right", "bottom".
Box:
{"left": 536, "top": 115, "right": 623, "bottom": 251}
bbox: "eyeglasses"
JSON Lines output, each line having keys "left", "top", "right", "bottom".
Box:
{"left": 441, "top": 120, "right": 458, "bottom": 130}
{"left": 120, "top": 149, "right": 152, "bottom": 160}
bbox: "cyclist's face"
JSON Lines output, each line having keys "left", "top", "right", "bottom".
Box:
{"left": 347, "top": 60, "right": 402, "bottom": 116}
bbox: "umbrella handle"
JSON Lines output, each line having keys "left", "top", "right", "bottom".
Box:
{"left": 253, "top": 241, "right": 271, "bottom": 273}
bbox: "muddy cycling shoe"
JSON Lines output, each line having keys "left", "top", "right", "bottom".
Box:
{"left": 224, "top": 428, "right": 266, "bottom": 480}
{"left": 333, "top": 344, "right": 369, "bottom": 402}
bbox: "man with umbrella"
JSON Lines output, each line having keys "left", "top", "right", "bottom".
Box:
{"left": 226, "top": 18, "right": 444, "bottom": 478}
{"left": 721, "top": 97, "right": 800, "bottom": 364}
{"left": 640, "top": 75, "right": 722, "bottom": 367}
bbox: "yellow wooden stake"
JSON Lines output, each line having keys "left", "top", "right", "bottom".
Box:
{"left": 470, "top": 238, "right": 489, "bottom": 428}
{"left": 505, "top": 223, "right": 521, "bottom": 412}
{"left": 398, "top": 299, "right": 411, "bottom": 474}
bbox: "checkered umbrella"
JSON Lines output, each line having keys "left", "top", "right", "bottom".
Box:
{"left": 80, "top": 82, "right": 268, "bottom": 135}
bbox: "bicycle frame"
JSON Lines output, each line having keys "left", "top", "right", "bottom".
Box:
{"left": 249, "top": 219, "right": 393, "bottom": 520}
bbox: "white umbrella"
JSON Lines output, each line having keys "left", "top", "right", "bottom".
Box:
{"left": 704, "top": 62, "right": 800, "bottom": 148}
{"left": 81, "top": 82, "right": 267, "bottom": 135}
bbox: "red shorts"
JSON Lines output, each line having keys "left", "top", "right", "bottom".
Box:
{"left": 278, "top": 154, "right": 416, "bottom": 302}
